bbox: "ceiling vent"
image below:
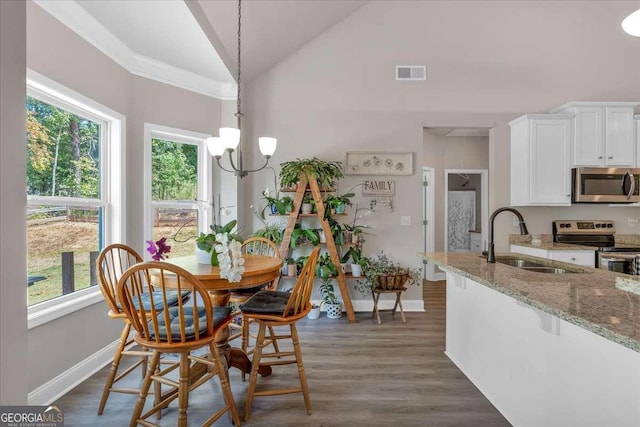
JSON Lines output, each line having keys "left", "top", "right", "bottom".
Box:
{"left": 396, "top": 65, "right": 426, "bottom": 81}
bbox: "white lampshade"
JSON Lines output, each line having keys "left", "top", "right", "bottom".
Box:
{"left": 258, "top": 137, "right": 277, "bottom": 157}
{"left": 206, "top": 136, "right": 225, "bottom": 158}
{"left": 622, "top": 8, "right": 640, "bottom": 37}
{"left": 219, "top": 127, "right": 241, "bottom": 150}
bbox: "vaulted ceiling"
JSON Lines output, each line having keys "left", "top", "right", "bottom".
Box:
{"left": 35, "top": 0, "right": 368, "bottom": 99}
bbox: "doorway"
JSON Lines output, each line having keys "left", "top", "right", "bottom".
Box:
{"left": 444, "top": 170, "right": 488, "bottom": 253}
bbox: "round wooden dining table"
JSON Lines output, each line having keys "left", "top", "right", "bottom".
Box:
{"left": 163, "top": 254, "right": 283, "bottom": 377}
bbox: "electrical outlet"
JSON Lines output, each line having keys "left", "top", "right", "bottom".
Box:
{"left": 628, "top": 217, "right": 638, "bottom": 227}
{"left": 401, "top": 216, "right": 411, "bottom": 226}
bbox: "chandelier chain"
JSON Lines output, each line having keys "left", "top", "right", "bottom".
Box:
{"left": 236, "top": 0, "right": 242, "bottom": 118}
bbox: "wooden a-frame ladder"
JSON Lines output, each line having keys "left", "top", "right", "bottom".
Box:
{"left": 278, "top": 173, "right": 356, "bottom": 323}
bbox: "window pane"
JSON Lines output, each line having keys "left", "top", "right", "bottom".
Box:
{"left": 26, "top": 97, "right": 101, "bottom": 198}
{"left": 27, "top": 206, "right": 101, "bottom": 305}
{"left": 153, "top": 208, "right": 198, "bottom": 257}
{"left": 151, "top": 138, "right": 197, "bottom": 201}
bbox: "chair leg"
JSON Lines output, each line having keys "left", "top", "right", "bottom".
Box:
{"left": 178, "top": 353, "right": 190, "bottom": 427}
{"left": 208, "top": 342, "right": 241, "bottom": 426}
{"left": 291, "top": 323, "right": 312, "bottom": 415}
{"left": 241, "top": 319, "right": 250, "bottom": 382}
{"left": 244, "top": 323, "right": 267, "bottom": 422}
{"left": 98, "top": 322, "right": 130, "bottom": 415}
{"left": 267, "top": 326, "right": 280, "bottom": 353}
{"left": 129, "top": 350, "right": 160, "bottom": 427}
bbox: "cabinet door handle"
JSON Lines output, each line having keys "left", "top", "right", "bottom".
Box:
{"left": 571, "top": 257, "right": 576, "bottom": 261}
{"left": 598, "top": 156, "right": 603, "bottom": 159}
{"left": 608, "top": 156, "right": 613, "bottom": 159}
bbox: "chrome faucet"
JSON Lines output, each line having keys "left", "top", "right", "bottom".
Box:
{"left": 487, "top": 207, "right": 529, "bottom": 263}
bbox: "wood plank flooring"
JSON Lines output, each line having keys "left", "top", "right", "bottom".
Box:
{"left": 54, "top": 280, "right": 511, "bottom": 426}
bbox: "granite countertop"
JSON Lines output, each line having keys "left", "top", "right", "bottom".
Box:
{"left": 510, "top": 241, "right": 598, "bottom": 251}
{"left": 419, "top": 251, "right": 640, "bottom": 352}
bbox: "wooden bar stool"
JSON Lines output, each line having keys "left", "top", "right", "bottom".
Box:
{"left": 371, "top": 286, "right": 407, "bottom": 325}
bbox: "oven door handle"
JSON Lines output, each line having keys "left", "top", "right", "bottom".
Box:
{"left": 622, "top": 170, "right": 635, "bottom": 200}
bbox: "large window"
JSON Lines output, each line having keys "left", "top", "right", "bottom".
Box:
{"left": 145, "top": 124, "right": 212, "bottom": 258}
{"left": 26, "top": 71, "right": 124, "bottom": 319}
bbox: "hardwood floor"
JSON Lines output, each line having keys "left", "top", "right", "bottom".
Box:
{"left": 54, "top": 280, "right": 511, "bottom": 426}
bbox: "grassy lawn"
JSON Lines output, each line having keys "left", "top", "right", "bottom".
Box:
{"left": 27, "top": 220, "right": 197, "bottom": 305}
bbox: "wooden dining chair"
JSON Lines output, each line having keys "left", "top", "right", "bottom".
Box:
{"left": 96, "top": 244, "right": 152, "bottom": 415}
{"left": 229, "top": 237, "right": 281, "bottom": 378}
{"left": 240, "top": 247, "right": 320, "bottom": 421}
{"left": 118, "top": 261, "right": 241, "bottom": 427}
{"left": 96, "top": 243, "right": 189, "bottom": 416}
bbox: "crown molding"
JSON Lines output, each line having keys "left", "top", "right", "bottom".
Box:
{"left": 34, "top": 0, "right": 234, "bottom": 100}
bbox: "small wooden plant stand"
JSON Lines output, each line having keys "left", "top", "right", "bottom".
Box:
{"left": 371, "top": 286, "right": 407, "bottom": 325}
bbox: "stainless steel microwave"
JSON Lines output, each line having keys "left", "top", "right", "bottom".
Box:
{"left": 572, "top": 167, "right": 640, "bottom": 203}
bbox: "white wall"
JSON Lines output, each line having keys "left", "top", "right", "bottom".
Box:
{"left": 240, "top": 0, "right": 640, "bottom": 289}
{"left": 0, "top": 0, "right": 28, "bottom": 404}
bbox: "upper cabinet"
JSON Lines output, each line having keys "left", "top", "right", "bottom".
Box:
{"left": 509, "top": 114, "right": 574, "bottom": 206}
{"left": 549, "top": 102, "right": 639, "bottom": 167}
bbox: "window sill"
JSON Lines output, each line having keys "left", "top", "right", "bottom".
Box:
{"left": 28, "top": 286, "right": 104, "bottom": 329}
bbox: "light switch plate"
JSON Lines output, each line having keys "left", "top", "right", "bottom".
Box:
{"left": 401, "top": 216, "right": 411, "bottom": 226}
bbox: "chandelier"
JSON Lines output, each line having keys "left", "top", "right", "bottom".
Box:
{"left": 622, "top": 8, "right": 640, "bottom": 37}
{"left": 206, "top": 0, "right": 277, "bottom": 178}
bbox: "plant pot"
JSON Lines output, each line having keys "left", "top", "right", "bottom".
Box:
{"left": 282, "top": 264, "right": 289, "bottom": 275}
{"left": 269, "top": 203, "right": 279, "bottom": 215}
{"left": 375, "top": 273, "right": 409, "bottom": 290}
{"left": 325, "top": 302, "right": 342, "bottom": 319}
{"left": 341, "top": 263, "right": 349, "bottom": 274}
{"left": 287, "top": 264, "right": 297, "bottom": 277}
{"left": 301, "top": 203, "right": 313, "bottom": 214}
{"left": 351, "top": 234, "right": 360, "bottom": 244}
{"left": 350, "top": 263, "right": 362, "bottom": 277}
{"left": 196, "top": 247, "right": 211, "bottom": 264}
{"left": 307, "top": 306, "right": 321, "bottom": 320}
{"left": 319, "top": 230, "right": 326, "bottom": 243}
{"left": 335, "top": 203, "right": 346, "bottom": 214}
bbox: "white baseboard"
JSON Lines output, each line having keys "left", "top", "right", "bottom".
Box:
{"left": 311, "top": 299, "right": 425, "bottom": 313}
{"left": 28, "top": 339, "right": 119, "bottom": 405}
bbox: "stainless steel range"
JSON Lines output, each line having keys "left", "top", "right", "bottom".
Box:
{"left": 552, "top": 220, "right": 640, "bottom": 274}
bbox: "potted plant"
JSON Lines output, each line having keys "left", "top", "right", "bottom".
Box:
{"left": 355, "top": 251, "right": 421, "bottom": 295}
{"left": 196, "top": 220, "right": 244, "bottom": 266}
{"left": 346, "top": 246, "right": 366, "bottom": 277}
{"left": 285, "top": 257, "right": 297, "bottom": 277}
{"left": 325, "top": 192, "right": 354, "bottom": 215}
{"left": 279, "top": 157, "right": 344, "bottom": 190}
{"left": 301, "top": 196, "right": 313, "bottom": 214}
{"left": 290, "top": 226, "right": 320, "bottom": 249}
{"left": 261, "top": 193, "right": 293, "bottom": 216}
{"left": 307, "top": 303, "right": 321, "bottom": 320}
{"left": 319, "top": 277, "right": 342, "bottom": 319}
{"left": 315, "top": 252, "right": 338, "bottom": 279}
{"left": 252, "top": 221, "right": 284, "bottom": 244}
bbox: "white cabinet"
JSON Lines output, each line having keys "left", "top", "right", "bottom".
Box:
{"left": 469, "top": 232, "right": 482, "bottom": 252}
{"left": 509, "top": 114, "right": 574, "bottom": 206}
{"left": 445, "top": 271, "right": 640, "bottom": 427}
{"left": 510, "top": 244, "right": 595, "bottom": 267}
{"left": 550, "top": 102, "right": 638, "bottom": 167}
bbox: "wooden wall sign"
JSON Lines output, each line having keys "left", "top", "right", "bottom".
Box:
{"left": 363, "top": 180, "right": 395, "bottom": 195}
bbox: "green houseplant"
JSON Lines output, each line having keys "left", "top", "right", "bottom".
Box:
{"left": 279, "top": 157, "right": 344, "bottom": 190}
{"left": 355, "top": 251, "right": 421, "bottom": 295}
{"left": 196, "top": 220, "right": 244, "bottom": 266}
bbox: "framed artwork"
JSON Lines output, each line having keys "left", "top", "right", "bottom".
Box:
{"left": 345, "top": 152, "right": 414, "bottom": 176}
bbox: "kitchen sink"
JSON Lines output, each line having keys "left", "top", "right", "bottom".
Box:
{"left": 493, "top": 256, "right": 581, "bottom": 274}
{"left": 519, "top": 266, "right": 570, "bottom": 274}
{"left": 495, "top": 258, "right": 549, "bottom": 268}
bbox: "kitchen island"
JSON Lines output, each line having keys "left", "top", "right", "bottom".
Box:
{"left": 420, "top": 251, "right": 640, "bottom": 427}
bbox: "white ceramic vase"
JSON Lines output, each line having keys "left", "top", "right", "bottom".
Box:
{"left": 196, "top": 247, "right": 211, "bottom": 264}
